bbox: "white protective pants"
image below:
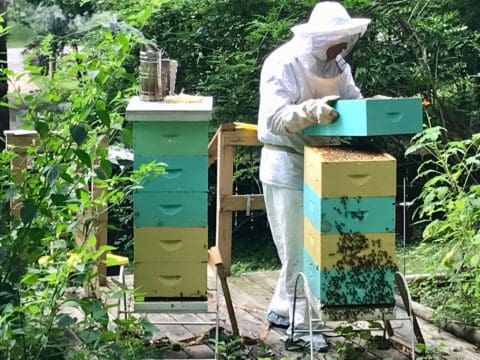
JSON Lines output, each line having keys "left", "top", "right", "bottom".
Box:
{"left": 263, "top": 183, "right": 306, "bottom": 326}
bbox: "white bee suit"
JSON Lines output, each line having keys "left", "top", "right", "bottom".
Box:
{"left": 257, "top": 2, "right": 370, "bottom": 328}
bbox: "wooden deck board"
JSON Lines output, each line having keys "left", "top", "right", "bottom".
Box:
{"left": 108, "top": 271, "right": 480, "bottom": 359}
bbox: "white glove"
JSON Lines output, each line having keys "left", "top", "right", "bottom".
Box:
{"left": 303, "top": 95, "right": 340, "bottom": 125}
{"left": 277, "top": 95, "right": 339, "bottom": 134}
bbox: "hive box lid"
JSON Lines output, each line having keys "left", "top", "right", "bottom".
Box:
{"left": 302, "top": 97, "right": 423, "bottom": 136}
{"left": 126, "top": 96, "right": 213, "bottom": 121}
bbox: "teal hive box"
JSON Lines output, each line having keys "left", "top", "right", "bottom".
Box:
{"left": 304, "top": 182, "right": 395, "bottom": 234}
{"left": 133, "top": 121, "right": 208, "bottom": 156}
{"left": 127, "top": 96, "right": 212, "bottom": 301}
{"left": 134, "top": 192, "right": 207, "bottom": 227}
{"left": 302, "top": 97, "right": 422, "bottom": 136}
{"left": 135, "top": 155, "right": 207, "bottom": 192}
{"left": 303, "top": 250, "right": 395, "bottom": 306}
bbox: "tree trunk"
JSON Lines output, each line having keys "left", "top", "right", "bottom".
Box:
{"left": 0, "top": 0, "right": 9, "bottom": 150}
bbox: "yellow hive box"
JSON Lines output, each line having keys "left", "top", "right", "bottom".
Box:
{"left": 304, "top": 217, "right": 396, "bottom": 270}
{"left": 134, "top": 261, "right": 207, "bottom": 298}
{"left": 134, "top": 227, "right": 207, "bottom": 263}
{"left": 304, "top": 146, "right": 396, "bottom": 198}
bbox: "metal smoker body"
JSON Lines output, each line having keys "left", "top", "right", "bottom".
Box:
{"left": 139, "top": 45, "right": 177, "bottom": 101}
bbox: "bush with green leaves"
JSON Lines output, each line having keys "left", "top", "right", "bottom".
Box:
{"left": 406, "top": 126, "right": 480, "bottom": 326}
{"left": 352, "top": 0, "right": 480, "bottom": 140}
{"left": 10, "top": 0, "right": 152, "bottom": 80}
{"left": 0, "top": 26, "right": 164, "bottom": 358}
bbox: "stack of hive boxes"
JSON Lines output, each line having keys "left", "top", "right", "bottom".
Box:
{"left": 302, "top": 98, "right": 422, "bottom": 319}
{"left": 126, "top": 97, "right": 212, "bottom": 300}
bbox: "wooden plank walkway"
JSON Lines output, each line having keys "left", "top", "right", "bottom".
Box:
{"left": 108, "top": 270, "right": 480, "bottom": 359}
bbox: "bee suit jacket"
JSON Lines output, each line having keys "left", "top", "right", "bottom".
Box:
{"left": 257, "top": 2, "right": 371, "bottom": 190}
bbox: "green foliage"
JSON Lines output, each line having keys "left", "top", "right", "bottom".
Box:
{"left": 416, "top": 342, "right": 448, "bottom": 360}
{"left": 1, "top": 26, "right": 163, "bottom": 358}
{"left": 10, "top": 0, "right": 150, "bottom": 78}
{"left": 231, "top": 225, "right": 279, "bottom": 276}
{"left": 351, "top": 0, "right": 480, "bottom": 139}
{"left": 406, "top": 126, "right": 480, "bottom": 326}
{"left": 216, "top": 336, "right": 244, "bottom": 360}
{"left": 326, "top": 323, "right": 378, "bottom": 360}
{"left": 215, "top": 335, "right": 276, "bottom": 360}
{"left": 8, "top": 22, "right": 34, "bottom": 47}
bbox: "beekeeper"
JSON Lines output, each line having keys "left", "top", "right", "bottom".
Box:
{"left": 257, "top": 1, "right": 371, "bottom": 330}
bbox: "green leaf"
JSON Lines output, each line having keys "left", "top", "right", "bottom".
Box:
{"left": 92, "top": 307, "right": 108, "bottom": 324}
{"left": 60, "top": 171, "right": 75, "bottom": 184}
{"left": 75, "top": 149, "right": 92, "bottom": 168}
{"left": 70, "top": 124, "right": 88, "bottom": 146}
{"left": 86, "top": 235, "right": 97, "bottom": 249}
{"left": 120, "top": 128, "right": 133, "bottom": 147}
{"left": 25, "top": 303, "right": 40, "bottom": 314}
{"left": 138, "top": 8, "right": 152, "bottom": 25}
{"left": 94, "top": 167, "right": 107, "bottom": 180}
{"left": 76, "top": 188, "right": 90, "bottom": 203}
{"left": 405, "top": 143, "right": 425, "bottom": 156}
{"left": 100, "top": 158, "right": 112, "bottom": 178}
{"left": 51, "top": 194, "right": 68, "bottom": 206}
{"left": 140, "top": 317, "right": 158, "bottom": 334}
{"left": 21, "top": 273, "right": 39, "bottom": 286}
{"left": 98, "top": 245, "right": 116, "bottom": 253}
{"left": 20, "top": 200, "right": 37, "bottom": 224}
{"left": 100, "top": 330, "right": 117, "bottom": 342}
{"left": 57, "top": 314, "right": 76, "bottom": 328}
{"left": 96, "top": 100, "right": 110, "bottom": 126}
{"left": 79, "top": 330, "right": 99, "bottom": 344}
{"left": 35, "top": 121, "right": 49, "bottom": 139}
{"left": 28, "top": 227, "right": 47, "bottom": 242}
{"left": 45, "top": 165, "right": 60, "bottom": 185}
{"left": 470, "top": 254, "right": 480, "bottom": 267}
{"left": 416, "top": 343, "right": 426, "bottom": 353}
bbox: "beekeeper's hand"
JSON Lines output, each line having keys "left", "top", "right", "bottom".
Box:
{"left": 304, "top": 95, "right": 340, "bottom": 125}
{"left": 279, "top": 95, "right": 339, "bottom": 134}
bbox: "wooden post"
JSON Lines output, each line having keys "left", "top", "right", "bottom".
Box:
{"left": 76, "top": 137, "right": 109, "bottom": 289}
{"left": 5, "top": 130, "right": 40, "bottom": 218}
{"left": 93, "top": 137, "right": 108, "bottom": 286}
{"left": 208, "top": 246, "right": 239, "bottom": 336}
{"left": 215, "top": 125, "right": 234, "bottom": 274}
{"left": 209, "top": 123, "right": 264, "bottom": 275}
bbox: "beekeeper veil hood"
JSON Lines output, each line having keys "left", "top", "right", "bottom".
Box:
{"left": 291, "top": 1, "right": 371, "bottom": 61}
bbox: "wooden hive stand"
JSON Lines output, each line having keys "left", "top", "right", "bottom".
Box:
{"left": 208, "top": 123, "right": 265, "bottom": 275}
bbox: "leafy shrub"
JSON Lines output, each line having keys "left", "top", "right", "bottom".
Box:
{"left": 406, "top": 126, "right": 480, "bottom": 326}
{"left": 0, "top": 27, "right": 162, "bottom": 358}
{"left": 352, "top": 0, "right": 480, "bottom": 139}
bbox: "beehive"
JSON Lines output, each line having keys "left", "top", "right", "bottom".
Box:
{"left": 126, "top": 96, "right": 212, "bottom": 299}
{"left": 303, "top": 146, "right": 397, "bottom": 309}
{"left": 302, "top": 97, "right": 422, "bottom": 136}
